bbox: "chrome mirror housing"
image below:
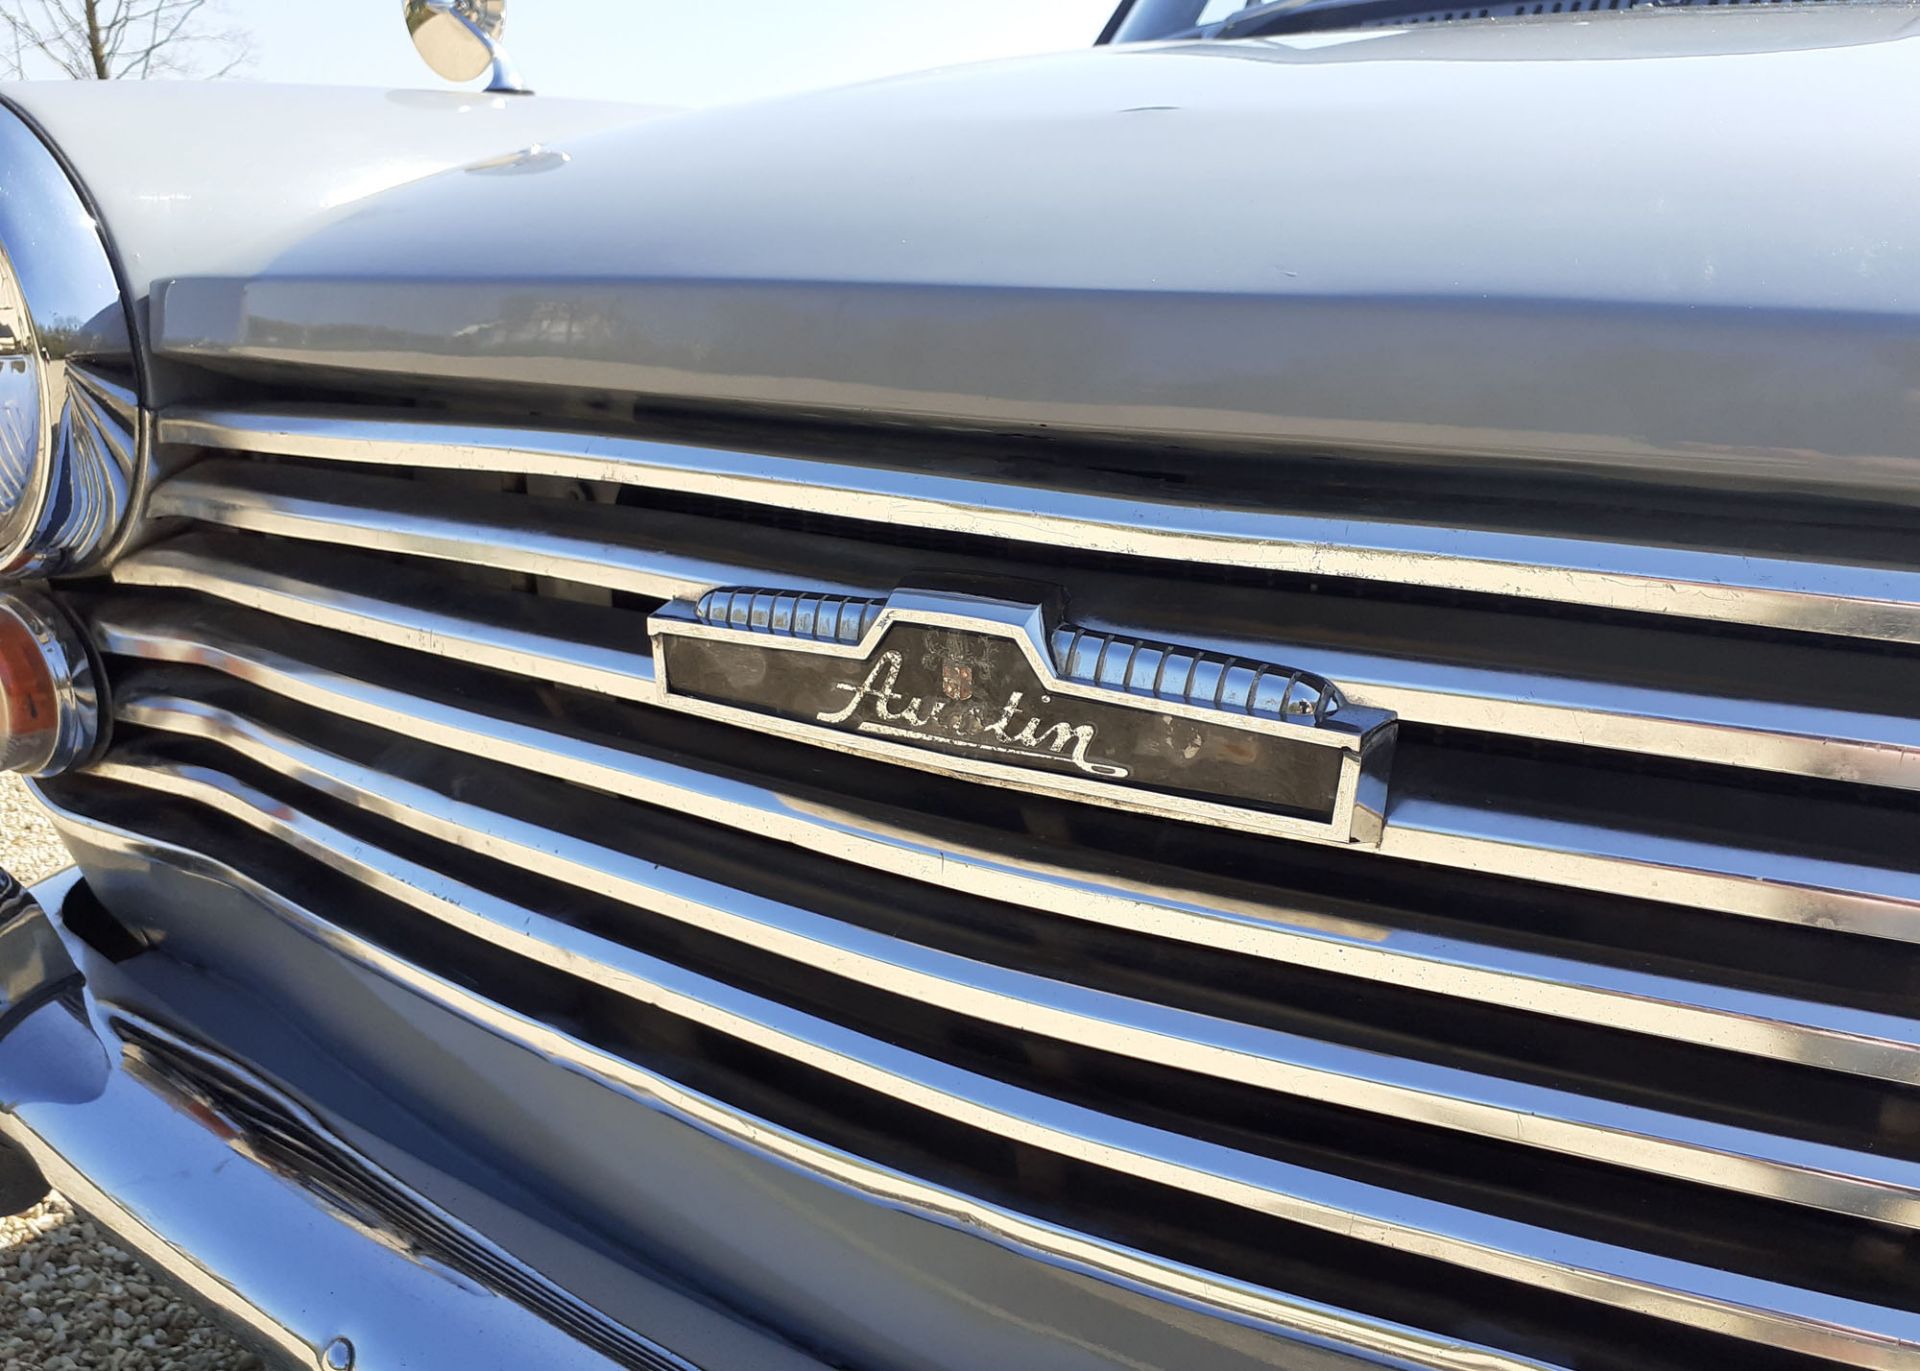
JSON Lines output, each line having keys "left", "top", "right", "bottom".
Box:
{"left": 404, "top": 0, "right": 529, "bottom": 95}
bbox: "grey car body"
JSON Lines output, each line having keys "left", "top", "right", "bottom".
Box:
{"left": 2, "top": 6, "right": 1919, "bottom": 1370}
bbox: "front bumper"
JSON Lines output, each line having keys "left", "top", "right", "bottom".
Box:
{"left": 0, "top": 867, "right": 803, "bottom": 1371}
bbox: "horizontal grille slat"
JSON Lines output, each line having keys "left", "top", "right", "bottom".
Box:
{"left": 65, "top": 754, "right": 1920, "bottom": 1370}
{"left": 1385, "top": 794, "right": 1920, "bottom": 943}
{"left": 114, "top": 535, "right": 657, "bottom": 694}
{"left": 158, "top": 405, "right": 1920, "bottom": 645}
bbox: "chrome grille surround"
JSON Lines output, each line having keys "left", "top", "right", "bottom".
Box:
{"left": 45, "top": 399, "right": 1920, "bottom": 1371}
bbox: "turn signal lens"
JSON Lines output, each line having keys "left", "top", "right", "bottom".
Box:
{"left": 0, "top": 592, "right": 98, "bottom": 776}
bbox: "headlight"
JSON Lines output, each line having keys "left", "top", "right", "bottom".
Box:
{"left": 0, "top": 102, "right": 141, "bottom": 580}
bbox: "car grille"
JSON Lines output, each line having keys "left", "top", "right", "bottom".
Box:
{"left": 41, "top": 399, "right": 1920, "bottom": 1371}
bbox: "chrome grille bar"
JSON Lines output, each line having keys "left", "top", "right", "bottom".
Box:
{"left": 113, "top": 537, "right": 656, "bottom": 695}
{"left": 105, "top": 542, "right": 1920, "bottom": 944}
{"left": 157, "top": 406, "right": 1920, "bottom": 645}
{"left": 98, "top": 399, "right": 1920, "bottom": 1370}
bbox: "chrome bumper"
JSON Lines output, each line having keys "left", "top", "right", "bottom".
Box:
{"left": 0, "top": 868, "right": 781, "bottom": 1371}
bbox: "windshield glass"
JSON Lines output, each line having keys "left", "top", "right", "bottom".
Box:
{"left": 1108, "top": 0, "right": 1849, "bottom": 42}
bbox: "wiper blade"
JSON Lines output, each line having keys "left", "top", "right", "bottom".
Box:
{"left": 1213, "top": 0, "right": 1492, "bottom": 37}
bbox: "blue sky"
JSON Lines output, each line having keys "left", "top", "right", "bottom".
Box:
{"left": 222, "top": 1, "right": 1119, "bottom": 107}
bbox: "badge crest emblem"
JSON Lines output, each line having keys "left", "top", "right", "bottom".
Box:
{"left": 649, "top": 585, "right": 1396, "bottom": 846}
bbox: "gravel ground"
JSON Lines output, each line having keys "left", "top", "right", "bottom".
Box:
{"left": 0, "top": 775, "right": 260, "bottom": 1370}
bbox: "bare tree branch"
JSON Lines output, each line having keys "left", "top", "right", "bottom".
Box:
{"left": 0, "top": 0, "right": 248, "bottom": 80}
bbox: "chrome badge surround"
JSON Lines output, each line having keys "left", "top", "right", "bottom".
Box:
{"left": 649, "top": 586, "right": 1396, "bottom": 846}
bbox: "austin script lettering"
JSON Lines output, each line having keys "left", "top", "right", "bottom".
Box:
{"left": 817, "top": 650, "right": 1129, "bottom": 779}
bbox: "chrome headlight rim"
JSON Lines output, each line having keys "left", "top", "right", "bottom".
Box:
{"left": 0, "top": 210, "right": 54, "bottom": 574}
{"left": 0, "top": 96, "right": 142, "bottom": 581}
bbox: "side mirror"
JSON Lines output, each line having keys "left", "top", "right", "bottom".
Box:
{"left": 404, "top": 0, "right": 529, "bottom": 94}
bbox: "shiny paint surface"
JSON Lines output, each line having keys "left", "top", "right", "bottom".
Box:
{"left": 97, "top": 4, "right": 1920, "bottom": 499}
{"left": 1, "top": 82, "right": 663, "bottom": 355}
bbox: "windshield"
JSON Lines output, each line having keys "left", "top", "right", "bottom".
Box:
{"left": 1106, "top": 0, "right": 1848, "bottom": 42}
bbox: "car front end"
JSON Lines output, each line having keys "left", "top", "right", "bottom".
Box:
{"left": 4, "top": 6, "right": 1920, "bottom": 1369}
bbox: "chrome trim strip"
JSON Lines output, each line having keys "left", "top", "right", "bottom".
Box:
{"left": 1379, "top": 796, "right": 1920, "bottom": 946}
{"left": 150, "top": 460, "right": 708, "bottom": 601}
{"left": 111, "top": 540, "right": 655, "bottom": 696}
{"left": 149, "top": 459, "right": 1920, "bottom": 790}
{"left": 54, "top": 766, "right": 1920, "bottom": 1369}
{"left": 112, "top": 1015, "right": 700, "bottom": 1371}
{"left": 156, "top": 405, "right": 1920, "bottom": 644}
{"left": 684, "top": 585, "right": 1343, "bottom": 725}
{"left": 114, "top": 691, "right": 1920, "bottom": 1228}
{"left": 93, "top": 605, "right": 1920, "bottom": 1085}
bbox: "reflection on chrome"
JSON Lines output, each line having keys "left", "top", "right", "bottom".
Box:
{"left": 95, "top": 687, "right": 1920, "bottom": 1230}
{"left": 0, "top": 106, "right": 141, "bottom": 578}
{"left": 0, "top": 874, "right": 695, "bottom": 1371}
{"left": 0, "top": 269, "right": 41, "bottom": 527}
{"left": 145, "top": 455, "right": 1920, "bottom": 792}
{"left": 35, "top": 781, "right": 1920, "bottom": 1369}
{"left": 8, "top": 25, "right": 1920, "bottom": 1369}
